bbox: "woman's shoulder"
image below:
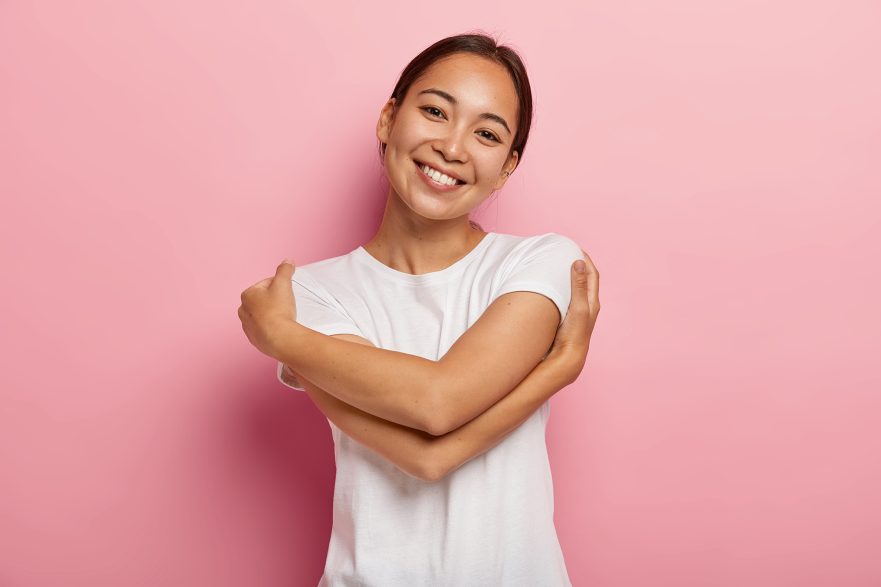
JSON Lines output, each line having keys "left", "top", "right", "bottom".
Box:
{"left": 291, "top": 248, "right": 359, "bottom": 287}
{"left": 489, "top": 230, "right": 581, "bottom": 257}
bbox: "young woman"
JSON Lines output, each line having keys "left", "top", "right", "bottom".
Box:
{"left": 238, "top": 33, "right": 600, "bottom": 586}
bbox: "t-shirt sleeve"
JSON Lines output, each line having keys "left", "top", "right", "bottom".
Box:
{"left": 492, "top": 233, "right": 583, "bottom": 326}
{"left": 276, "top": 272, "right": 365, "bottom": 392}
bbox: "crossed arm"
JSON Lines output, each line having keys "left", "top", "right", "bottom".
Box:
{"left": 272, "top": 256, "right": 597, "bottom": 482}
{"left": 273, "top": 289, "right": 563, "bottom": 436}
{"left": 283, "top": 333, "right": 574, "bottom": 482}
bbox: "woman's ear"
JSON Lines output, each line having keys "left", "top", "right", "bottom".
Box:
{"left": 376, "top": 98, "right": 397, "bottom": 145}
{"left": 493, "top": 150, "right": 519, "bottom": 190}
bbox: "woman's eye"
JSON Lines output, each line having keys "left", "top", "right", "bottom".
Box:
{"left": 420, "top": 107, "right": 499, "bottom": 143}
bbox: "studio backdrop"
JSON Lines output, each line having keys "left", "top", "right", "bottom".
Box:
{"left": 1, "top": 1, "right": 879, "bottom": 585}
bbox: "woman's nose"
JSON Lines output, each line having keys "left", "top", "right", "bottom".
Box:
{"left": 432, "top": 129, "right": 470, "bottom": 163}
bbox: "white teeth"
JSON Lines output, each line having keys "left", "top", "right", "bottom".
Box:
{"left": 421, "top": 164, "right": 459, "bottom": 186}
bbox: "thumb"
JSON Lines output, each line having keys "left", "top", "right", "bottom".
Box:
{"left": 561, "top": 258, "right": 591, "bottom": 343}
{"left": 272, "top": 259, "right": 296, "bottom": 287}
{"left": 571, "top": 259, "right": 589, "bottom": 306}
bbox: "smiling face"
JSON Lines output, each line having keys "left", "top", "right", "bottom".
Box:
{"left": 376, "top": 52, "right": 520, "bottom": 224}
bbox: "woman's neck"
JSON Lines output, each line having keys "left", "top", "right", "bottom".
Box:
{"left": 362, "top": 192, "right": 488, "bottom": 276}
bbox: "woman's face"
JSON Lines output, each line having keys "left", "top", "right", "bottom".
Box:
{"left": 376, "top": 52, "right": 520, "bottom": 224}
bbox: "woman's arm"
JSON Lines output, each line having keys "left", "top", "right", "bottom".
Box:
{"left": 271, "top": 289, "right": 560, "bottom": 436}
{"left": 282, "top": 251, "right": 601, "bottom": 482}
{"left": 289, "top": 334, "right": 573, "bottom": 482}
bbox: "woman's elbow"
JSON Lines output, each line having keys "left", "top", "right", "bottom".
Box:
{"left": 404, "top": 406, "right": 447, "bottom": 436}
{"left": 413, "top": 459, "right": 454, "bottom": 482}
{"left": 413, "top": 380, "right": 458, "bottom": 436}
{"left": 422, "top": 414, "right": 456, "bottom": 437}
{"left": 401, "top": 447, "right": 454, "bottom": 482}
{"left": 421, "top": 456, "right": 470, "bottom": 482}
{"left": 423, "top": 405, "right": 477, "bottom": 437}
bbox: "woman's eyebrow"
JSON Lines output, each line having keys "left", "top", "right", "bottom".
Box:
{"left": 417, "top": 88, "right": 512, "bottom": 135}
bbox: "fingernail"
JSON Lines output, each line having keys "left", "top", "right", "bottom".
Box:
{"left": 574, "top": 260, "right": 586, "bottom": 273}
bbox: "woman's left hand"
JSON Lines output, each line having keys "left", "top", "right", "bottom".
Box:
{"left": 544, "top": 250, "right": 600, "bottom": 385}
{"left": 238, "top": 260, "right": 298, "bottom": 358}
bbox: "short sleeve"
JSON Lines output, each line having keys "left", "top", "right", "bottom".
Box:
{"left": 276, "top": 273, "right": 364, "bottom": 391}
{"left": 492, "top": 233, "right": 583, "bottom": 326}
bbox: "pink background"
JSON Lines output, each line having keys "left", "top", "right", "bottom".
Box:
{"left": 2, "top": 0, "right": 880, "bottom": 585}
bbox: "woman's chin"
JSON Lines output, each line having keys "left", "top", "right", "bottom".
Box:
{"left": 390, "top": 178, "right": 483, "bottom": 221}
{"left": 406, "top": 195, "right": 469, "bottom": 221}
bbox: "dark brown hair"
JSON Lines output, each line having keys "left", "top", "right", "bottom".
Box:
{"left": 378, "top": 32, "right": 534, "bottom": 166}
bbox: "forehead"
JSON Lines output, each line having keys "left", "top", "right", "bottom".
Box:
{"left": 408, "top": 53, "right": 519, "bottom": 119}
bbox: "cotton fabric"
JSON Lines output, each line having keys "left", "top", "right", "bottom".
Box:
{"left": 276, "top": 231, "right": 581, "bottom": 586}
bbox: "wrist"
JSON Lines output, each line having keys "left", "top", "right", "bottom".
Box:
{"left": 267, "top": 317, "right": 302, "bottom": 361}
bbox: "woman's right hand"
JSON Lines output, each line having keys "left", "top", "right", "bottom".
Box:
{"left": 544, "top": 250, "right": 601, "bottom": 385}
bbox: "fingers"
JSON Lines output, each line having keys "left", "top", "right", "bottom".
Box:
{"left": 550, "top": 250, "right": 600, "bottom": 358}
{"left": 239, "top": 259, "right": 296, "bottom": 312}
{"left": 240, "top": 278, "right": 272, "bottom": 307}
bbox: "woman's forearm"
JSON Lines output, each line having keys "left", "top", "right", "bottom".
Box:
{"left": 272, "top": 322, "right": 440, "bottom": 432}
{"left": 423, "top": 358, "right": 570, "bottom": 479}
{"left": 288, "top": 354, "right": 570, "bottom": 482}
{"left": 297, "top": 377, "right": 437, "bottom": 480}
{"left": 272, "top": 290, "right": 559, "bottom": 437}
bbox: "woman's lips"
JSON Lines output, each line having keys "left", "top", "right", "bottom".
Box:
{"left": 414, "top": 160, "right": 465, "bottom": 192}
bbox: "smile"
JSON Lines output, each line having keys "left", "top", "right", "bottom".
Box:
{"left": 414, "top": 160, "right": 466, "bottom": 189}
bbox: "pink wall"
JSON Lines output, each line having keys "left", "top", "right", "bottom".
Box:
{"left": 2, "top": 0, "right": 879, "bottom": 585}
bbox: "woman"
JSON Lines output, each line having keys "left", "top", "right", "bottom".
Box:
{"left": 239, "top": 33, "right": 600, "bottom": 586}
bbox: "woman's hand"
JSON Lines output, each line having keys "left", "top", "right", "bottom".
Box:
{"left": 544, "top": 250, "right": 601, "bottom": 385}
{"left": 238, "top": 260, "right": 298, "bottom": 358}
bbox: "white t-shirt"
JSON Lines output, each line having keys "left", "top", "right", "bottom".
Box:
{"left": 276, "top": 231, "right": 581, "bottom": 586}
